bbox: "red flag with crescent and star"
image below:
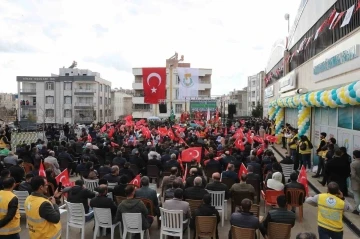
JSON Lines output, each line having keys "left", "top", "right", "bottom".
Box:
{"left": 181, "top": 147, "right": 202, "bottom": 163}
{"left": 130, "top": 174, "right": 141, "bottom": 188}
{"left": 39, "top": 161, "right": 46, "bottom": 177}
{"left": 238, "top": 163, "right": 248, "bottom": 178}
{"left": 142, "top": 67, "right": 166, "bottom": 104}
{"left": 298, "top": 166, "right": 309, "bottom": 196}
{"left": 55, "top": 169, "right": 73, "bottom": 187}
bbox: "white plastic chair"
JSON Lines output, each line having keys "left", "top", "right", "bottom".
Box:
{"left": 83, "top": 178, "right": 99, "bottom": 191}
{"left": 65, "top": 201, "right": 94, "bottom": 239}
{"left": 13, "top": 190, "right": 29, "bottom": 228}
{"left": 93, "top": 208, "right": 122, "bottom": 239}
{"left": 206, "top": 190, "right": 226, "bottom": 227}
{"left": 280, "top": 163, "right": 294, "bottom": 182}
{"left": 159, "top": 207, "right": 190, "bottom": 239}
{"left": 122, "top": 213, "right": 150, "bottom": 239}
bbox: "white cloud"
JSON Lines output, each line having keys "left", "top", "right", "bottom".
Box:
{"left": 0, "top": 0, "right": 301, "bottom": 95}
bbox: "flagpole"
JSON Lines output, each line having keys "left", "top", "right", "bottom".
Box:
{"left": 167, "top": 53, "right": 184, "bottom": 117}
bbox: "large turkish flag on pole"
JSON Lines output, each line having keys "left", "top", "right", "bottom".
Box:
{"left": 142, "top": 67, "right": 166, "bottom": 104}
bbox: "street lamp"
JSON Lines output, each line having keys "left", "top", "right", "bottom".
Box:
{"left": 284, "top": 13, "right": 290, "bottom": 33}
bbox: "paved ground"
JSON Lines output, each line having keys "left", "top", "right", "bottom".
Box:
{"left": 16, "top": 145, "right": 359, "bottom": 239}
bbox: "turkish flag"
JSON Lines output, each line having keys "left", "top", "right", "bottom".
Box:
{"left": 100, "top": 124, "right": 107, "bottom": 133}
{"left": 87, "top": 134, "right": 92, "bottom": 143}
{"left": 298, "top": 166, "right": 309, "bottom": 196}
{"left": 129, "top": 174, "right": 141, "bottom": 188}
{"left": 238, "top": 163, "right": 248, "bottom": 178}
{"left": 111, "top": 142, "right": 119, "bottom": 147}
{"left": 55, "top": 169, "right": 73, "bottom": 187}
{"left": 234, "top": 138, "right": 245, "bottom": 151}
{"left": 39, "top": 162, "right": 46, "bottom": 177}
{"left": 142, "top": 67, "right": 166, "bottom": 104}
{"left": 182, "top": 164, "right": 188, "bottom": 183}
{"left": 265, "top": 134, "right": 277, "bottom": 143}
{"left": 181, "top": 147, "right": 202, "bottom": 163}
{"left": 158, "top": 127, "right": 167, "bottom": 137}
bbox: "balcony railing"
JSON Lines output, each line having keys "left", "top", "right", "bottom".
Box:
{"left": 74, "top": 88, "right": 96, "bottom": 93}
{"left": 75, "top": 102, "right": 96, "bottom": 107}
{"left": 20, "top": 89, "right": 36, "bottom": 93}
{"left": 132, "top": 108, "right": 152, "bottom": 112}
{"left": 75, "top": 117, "right": 94, "bottom": 122}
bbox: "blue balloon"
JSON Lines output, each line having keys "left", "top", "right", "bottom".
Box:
{"left": 356, "top": 97, "right": 360, "bottom": 103}
{"left": 350, "top": 90, "right": 356, "bottom": 98}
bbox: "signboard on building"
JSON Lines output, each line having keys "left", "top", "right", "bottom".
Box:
{"left": 313, "top": 44, "right": 360, "bottom": 82}
{"left": 189, "top": 100, "right": 217, "bottom": 112}
{"left": 17, "top": 76, "right": 57, "bottom": 81}
{"left": 264, "top": 85, "right": 274, "bottom": 98}
{"left": 279, "top": 71, "right": 296, "bottom": 93}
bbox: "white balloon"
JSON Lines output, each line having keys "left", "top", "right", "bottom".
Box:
{"left": 354, "top": 82, "right": 360, "bottom": 91}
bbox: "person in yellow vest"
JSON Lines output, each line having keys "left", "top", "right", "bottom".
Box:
{"left": 24, "top": 176, "right": 62, "bottom": 239}
{"left": 0, "top": 177, "right": 21, "bottom": 239}
{"left": 313, "top": 132, "right": 327, "bottom": 178}
{"left": 299, "top": 135, "right": 314, "bottom": 172}
{"left": 288, "top": 128, "right": 299, "bottom": 165}
{"left": 0, "top": 129, "right": 10, "bottom": 151}
{"left": 306, "top": 182, "right": 353, "bottom": 239}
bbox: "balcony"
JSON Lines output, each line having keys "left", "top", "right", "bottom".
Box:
{"left": 75, "top": 117, "right": 94, "bottom": 123}
{"left": 132, "top": 96, "right": 144, "bottom": 104}
{"left": 20, "top": 103, "right": 36, "bottom": 108}
{"left": 74, "top": 102, "right": 96, "bottom": 109}
{"left": 74, "top": 88, "right": 96, "bottom": 94}
{"left": 132, "top": 82, "right": 143, "bottom": 89}
{"left": 20, "top": 89, "right": 36, "bottom": 94}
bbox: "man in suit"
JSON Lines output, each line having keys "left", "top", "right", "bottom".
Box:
{"left": 351, "top": 150, "right": 360, "bottom": 215}
{"left": 259, "top": 195, "right": 296, "bottom": 237}
{"left": 246, "top": 165, "right": 260, "bottom": 181}
{"left": 90, "top": 184, "right": 117, "bottom": 219}
{"left": 205, "top": 153, "right": 222, "bottom": 173}
{"left": 185, "top": 168, "right": 206, "bottom": 189}
{"left": 229, "top": 198, "right": 259, "bottom": 239}
{"left": 164, "top": 154, "right": 180, "bottom": 171}
{"left": 161, "top": 167, "right": 181, "bottom": 195}
{"left": 135, "top": 176, "right": 159, "bottom": 216}
{"left": 163, "top": 188, "right": 190, "bottom": 224}
{"left": 190, "top": 194, "right": 220, "bottom": 239}
{"left": 205, "top": 172, "right": 229, "bottom": 199}
{"left": 247, "top": 155, "right": 261, "bottom": 177}
{"left": 230, "top": 174, "right": 255, "bottom": 195}
{"left": 221, "top": 164, "right": 239, "bottom": 183}
{"left": 184, "top": 177, "right": 209, "bottom": 200}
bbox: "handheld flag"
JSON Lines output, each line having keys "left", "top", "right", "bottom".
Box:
{"left": 238, "top": 163, "right": 248, "bottom": 178}
{"left": 39, "top": 161, "right": 46, "bottom": 177}
{"left": 298, "top": 166, "right": 309, "bottom": 196}
{"left": 130, "top": 174, "right": 141, "bottom": 188}
{"left": 182, "top": 164, "right": 188, "bottom": 183}
{"left": 55, "top": 169, "right": 73, "bottom": 187}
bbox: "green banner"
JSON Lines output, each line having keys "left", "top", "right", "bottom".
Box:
{"left": 189, "top": 100, "right": 217, "bottom": 112}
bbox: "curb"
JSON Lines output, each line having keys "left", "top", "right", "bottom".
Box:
{"left": 271, "top": 145, "right": 360, "bottom": 237}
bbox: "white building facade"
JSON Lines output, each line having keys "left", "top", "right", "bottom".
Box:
{"left": 111, "top": 89, "right": 133, "bottom": 121}
{"left": 131, "top": 62, "right": 212, "bottom": 119}
{"left": 247, "top": 71, "right": 265, "bottom": 115}
{"left": 17, "top": 68, "right": 112, "bottom": 124}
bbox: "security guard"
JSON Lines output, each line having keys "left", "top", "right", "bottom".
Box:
{"left": 288, "top": 128, "right": 299, "bottom": 160}
{"left": 313, "top": 132, "right": 327, "bottom": 178}
{"left": 25, "top": 176, "right": 62, "bottom": 239}
{"left": 306, "top": 182, "right": 353, "bottom": 239}
{"left": 0, "top": 177, "right": 21, "bottom": 239}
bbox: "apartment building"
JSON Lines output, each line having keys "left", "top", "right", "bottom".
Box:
{"left": 17, "top": 67, "right": 112, "bottom": 124}
{"left": 247, "top": 71, "right": 265, "bottom": 114}
{"left": 111, "top": 88, "right": 133, "bottom": 121}
{"left": 228, "top": 88, "right": 248, "bottom": 117}
{"left": 132, "top": 59, "right": 212, "bottom": 119}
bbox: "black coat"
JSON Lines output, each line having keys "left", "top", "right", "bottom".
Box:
{"left": 90, "top": 195, "right": 118, "bottom": 218}
{"left": 184, "top": 186, "right": 209, "bottom": 200}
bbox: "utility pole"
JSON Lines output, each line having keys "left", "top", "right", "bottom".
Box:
{"left": 166, "top": 53, "right": 184, "bottom": 115}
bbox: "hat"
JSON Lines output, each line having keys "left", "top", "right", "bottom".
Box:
{"left": 266, "top": 172, "right": 284, "bottom": 191}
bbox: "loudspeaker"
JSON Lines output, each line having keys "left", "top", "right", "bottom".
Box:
{"left": 228, "top": 104, "right": 236, "bottom": 114}
{"left": 159, "top": 104, "right": 167, "bottom": 113}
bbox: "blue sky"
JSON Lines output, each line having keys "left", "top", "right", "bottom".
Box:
{"left": 0, "top": 0, "right": 301, "bottom": 95}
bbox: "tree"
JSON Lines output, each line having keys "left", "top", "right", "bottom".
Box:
{"left": 251, "top": 101, "right": 263, "bottom": 118}
{"left": 27, "top": 113, "right": 37, "bottom": 123}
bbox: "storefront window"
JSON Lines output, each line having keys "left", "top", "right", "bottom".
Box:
{"left": 338, "top": 107, "right": 353, "bottom": 129}
{"left": 353, "top": 106, "right": 360, "bottom": 131}
{"left": 315, "top": 107, "right": 321, "bottom": 124}
{"left": 328, "top": 108, "right": 337, "bottom": 127}
{"left": 321, "top": 108, "right": 328, "bottom": 125}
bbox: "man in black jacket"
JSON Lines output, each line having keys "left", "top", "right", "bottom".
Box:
{"left": 90, "top": 184, "right": 117, "bottom": 219}
{"left": 259, "top": 195, "right": 296, "bottom": 237}
{"left": 63, "top": 179, "right": 95, "bottom": 221}
{"left": 185, "top": 168, "right": 206, "bottom": 189}
{"left": 103, "top": 166, "right": 120, "bottom": 183}
{"left": 205, "top": 172, "right": 229, "bottom": 199}
{"left": 184, "top": 177, "right": 209, "bottom": 200}
{"left": 246, "top": 165, "right": 261, "bottom": 181}
{"left": 9, "top": 160, "right": 25, "bottom": 183}
{"left": 18, "top": 173, "right": 34, "bottom": 194}
{"left": 190, "top": 194, "right": 220, "bottom": 239}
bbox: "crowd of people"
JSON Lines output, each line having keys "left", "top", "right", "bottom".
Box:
{"left": 0, "top": 116, "right": 357, "bottom": 239}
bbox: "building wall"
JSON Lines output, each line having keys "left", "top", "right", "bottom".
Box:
{"left": 247, "top": 71, "right": 264, "bottom": 115}
{"left": 111, "top": 91, "right": 133, "bottom": 121}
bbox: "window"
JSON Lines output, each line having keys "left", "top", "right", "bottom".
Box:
{"left": 46, "top": 82, "right": 54, "bottom": 90}
{"left": 100, "top": 110, "right": 103, "bottom": 118}
{"left": 353, "top": 106, "right": 360, "bottom": 131}
{"left": 108, "top": 110, "right": 111, "bottom": 116}
{"left": 175, "top": 89, "right": 179, "bottom": 99}
{"left": 175, "top": 104, "right": 182, "bottom": 113}
{"left": 252, "top": 101, "right": 255, "bottom": 106}
{"left": 99, "top": 97, "right": 102, "bottom": 104}
{"left": 251, "top": 91, "right": 255, "bottom": 97}
{"left": 64, "top": 109, "right": 72, "bottom": 118}
{"left": 338, "top": 107, "right": 352, "bottom": 129}
{"left": 108, "top": 98, "right": 111, "bottom": 105}
{"left": 46, "top": 96, "right": 54, "bottom": 104}
{"left": 100, "top": 84, "right": 102, "bottom": 92}
{"left": 133, "top": 104, "right": 151, "bottom": 110}
{"left": 251, "top": 81, "right": 255, "bottom": 86}
{"left": 105, "top": 110, "right": 107, "bottom": 117}
{"left": 105, "top": 98, "right": 107, "bottom": 105}
{"left": 64, "top": 82, "right": 72, "bottom": 90}
{"left": 64, "top": 96, "right": 72, "bottom": 104}
{"left": 46, "top": 109, "right": 54, "bottom": 117}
